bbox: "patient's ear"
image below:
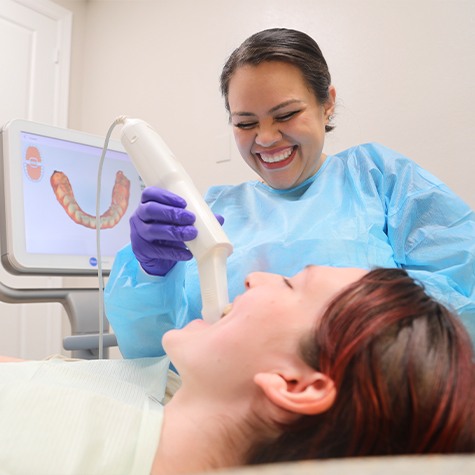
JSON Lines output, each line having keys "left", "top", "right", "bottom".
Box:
{"left": 254, "top": 371, "right": 336, "bottom": 415}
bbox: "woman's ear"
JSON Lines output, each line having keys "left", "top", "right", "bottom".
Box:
{"left": 325, "top": 85, "right": 336, "bottom": 117}
{"left": 254, "top": 371, "right": 336, "bottom": 416}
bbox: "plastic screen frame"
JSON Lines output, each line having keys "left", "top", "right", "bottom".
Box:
{"left": 0, "top": 119, "right": 143, "bottom": 276}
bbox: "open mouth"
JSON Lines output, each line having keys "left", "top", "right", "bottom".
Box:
{"left": 256, "top": 146, "right": 297, "bottom": 169}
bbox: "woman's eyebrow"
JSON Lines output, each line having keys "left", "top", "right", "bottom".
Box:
{"left": 268, "top": 99, "right": 304, "bottom": 114}
{"left": 231, "top": 111, "right": 256, "bottom": 118}
{"left": 231, "top": 99, "right": 304, "bottom": 118}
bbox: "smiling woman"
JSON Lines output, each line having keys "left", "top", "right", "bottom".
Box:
{"left": 104, "top": 28, "right": 475, "bottom": 363}
{"left": 227, "top": 61, "right": 334, "bottom": 190}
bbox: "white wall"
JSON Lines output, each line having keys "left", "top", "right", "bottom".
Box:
{"left": 54, "top": 0, "right": 475, "bottom": 208}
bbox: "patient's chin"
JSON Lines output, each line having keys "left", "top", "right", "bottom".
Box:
{"left": 162, "top": 323, "right": 199, "bottom": 362}
{"left": 161, "top": 329, "right": 177, "bottom": 355}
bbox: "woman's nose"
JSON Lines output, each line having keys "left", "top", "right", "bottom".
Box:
{"left": 255, "top": 124, "right": 282, "bottom": 147}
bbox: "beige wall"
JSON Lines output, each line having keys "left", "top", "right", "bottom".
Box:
{"left": 54, "top": 0, "right": 475, "bottom": 208}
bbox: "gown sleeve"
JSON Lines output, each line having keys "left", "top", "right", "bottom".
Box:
{"left": 374, "top": 145, "right": 475, "bottom": 342}
{"left": 104, "top": 244, "right": 189, "bottom": 358}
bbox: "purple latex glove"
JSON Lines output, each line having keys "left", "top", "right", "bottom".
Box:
{"left": 130, "top": 187, "right": 224, "bottom": 276}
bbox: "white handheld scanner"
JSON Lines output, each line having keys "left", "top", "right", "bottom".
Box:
{"left": 120, "top": 118, "right": 233, "bottom": 323}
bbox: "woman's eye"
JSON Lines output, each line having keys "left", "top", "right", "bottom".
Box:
{"left": 234, "top": 122, "right": 257, "bottom": 130}
{"left": 283, "top": 277, "right": 294, "bottom": 289}
{"left": 276, "top": 111, "right": 299, "bottom": 122}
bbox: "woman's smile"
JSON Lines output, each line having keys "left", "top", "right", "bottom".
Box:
{"left": 256, "top": 146, "right": 297, "bottom": 169}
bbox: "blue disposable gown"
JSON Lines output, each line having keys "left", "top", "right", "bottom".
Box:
{"left": 105, "top": 143, "right": 475, "bottom": 357}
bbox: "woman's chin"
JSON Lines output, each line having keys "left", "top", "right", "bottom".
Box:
{"left": 163, "top": 319, "right": 209, "bottom": 355}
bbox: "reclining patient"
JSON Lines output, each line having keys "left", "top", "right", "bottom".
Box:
{"left": 0, "top": 266, "right": 474, "bottom": 475}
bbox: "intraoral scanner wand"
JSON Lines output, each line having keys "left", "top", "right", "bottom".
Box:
{"left": 120, "top": 118, "right": 233, "bottom": 323}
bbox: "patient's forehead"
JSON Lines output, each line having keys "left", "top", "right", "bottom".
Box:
{"left": 302, "top": 266, "right": 368, "bottom": 293}
{"left": 302, "top": 265, "right": 369, "bottom": 283}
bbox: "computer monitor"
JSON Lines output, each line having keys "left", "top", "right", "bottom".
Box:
{"left": 0, "top": 119, "right": 143, "bottom": 275}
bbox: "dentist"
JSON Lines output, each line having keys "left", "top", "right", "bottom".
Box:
{"left": 105, "top": 28, "right": 475, "bottom": 358}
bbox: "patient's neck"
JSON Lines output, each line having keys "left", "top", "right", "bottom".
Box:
{"left": 150, "top": 391, "right": 255, "bottom": 474}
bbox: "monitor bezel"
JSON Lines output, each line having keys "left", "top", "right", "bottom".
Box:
{"left": 0, "top": 119, "right": 138, "bottom": 276}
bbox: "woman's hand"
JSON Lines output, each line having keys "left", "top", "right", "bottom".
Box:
{"left": 130, "top": 187, "right": 223, "bottom": 276}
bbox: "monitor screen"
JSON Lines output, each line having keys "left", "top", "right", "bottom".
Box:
{"left": 0, "top": 119, "right": 143, "bottom": 275}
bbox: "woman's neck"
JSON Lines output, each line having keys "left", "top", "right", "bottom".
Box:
{"left": 150, "top": 393, "right": 254, "bottom": 474}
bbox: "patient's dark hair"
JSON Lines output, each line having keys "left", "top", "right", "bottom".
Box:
{"left": 248, "top": 268, "right": 475, "bottom": 463}
{"left": 220, "top": 28, "right": 335, "bottom": 132}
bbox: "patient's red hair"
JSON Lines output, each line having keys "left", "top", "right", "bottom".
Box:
{"left": 248, "top": 268, "right": 475, "bottom": 462}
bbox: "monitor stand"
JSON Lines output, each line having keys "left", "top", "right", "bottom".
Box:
{"left": 0, "top": 281, "right": 117, "bottom": 359}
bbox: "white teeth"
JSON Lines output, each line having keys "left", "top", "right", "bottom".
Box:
{"left": 221, "top": 303, "right": 233, "bottom": 318}
{"left": 259, "top": 147, "right": 293, "bottom": 163}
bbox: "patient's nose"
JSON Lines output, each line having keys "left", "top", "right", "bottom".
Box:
{"left": 244, "top": 272, "right": 278, "bottom": 289}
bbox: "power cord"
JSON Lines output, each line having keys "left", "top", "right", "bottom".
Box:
{"left": 96, "top": 115, "right": 127, "bottom": 359}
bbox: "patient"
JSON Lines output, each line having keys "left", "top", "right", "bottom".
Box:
{"left": 0, "top": 266, "right": 474, "bottom": 475}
